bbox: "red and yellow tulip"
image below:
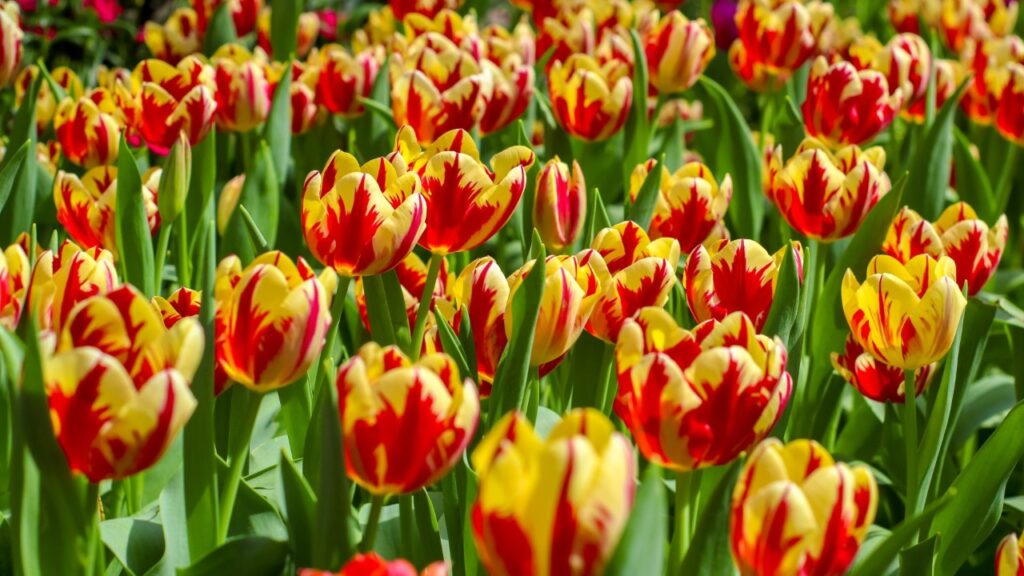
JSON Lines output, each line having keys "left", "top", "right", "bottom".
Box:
{"left": 300, "top": 553, "right": 448, "bottom": 576}
{"left": 338, "top": 343, "right": 479, "bottom": 495}
{"left": 131, "top": 57, "right": 217, "bottom": 155}
{"left": 313, "top": 44, "right": 381, "bottom": 118}
{"left": 643, "top": 10, "right": 715, "bottom": 94}
{"left": 44, "top": 285, "right": 202, "bottom": 481}
{"left": 729, "top": 0, "right": 835, "bottom": 90}
{"left": 450, "top": 257, "right": 509, "bottom": 394}
{"left": 962, "top": 35, "right": 1024, "bottom": 125}
{"left": 471, "top": 409, "right": 635, "bottom": 576}
{"left": 211, "top": 45, "right": 272, "bottom": 132}
{"left": 832, "top": 334, "right": 935, "bottom": 403}
{"left": 395, "top": 126, "right": 534, "bottom": 255}
{"left": 16, "top": 65, "right": 84, "bottom": 131}
{"left": 939, "top": 0, "right": 1018, "bottom": 52}
{"left": 685, "top": 239, "right": 803, "bottom": 331}
{"left": 629, "top": 160, "right": 733, "bottom": 253}
{"left": 143, "top": 7, "right": 202, "bottom": 64}
{"left": 842, "top": 254, "right": 967, "bottom": 371}
{"left": 54, "top": 166, "right": 161, "bottom": 255}
{"left": 533, "top": 157, "right": 586, "bottom": 252}
{"left": 803, "top": 56, "right": 902, "bottom": 148}
{"left": 54, "top": 90, "right": 123, "bottom": 168}
{"left": 587, "top": 222, "right": 680, "bottom": 342}
{"left": 28, "top": 241, "right": 120, "bottom": 334}
{"left": 767, "top": 138, "right": 891, "bottom": 241}
{"left": 906, "top": 58, "right": 960, "bottom": 123}
{"left": 152, "top": 287, "right": 201, "bottom": 329}
{"left": 615, "top": 308, "right": 792, "bottom": 470}
{"left": 257, "top": 7, "right": 319, "bottom": 58}
{"left": 888, "top": 0, "right": 940, "bottom": 35}
{"left": 730, "top": 438, "right": 878, "bottom": 576}
{"left": 302, "top": 150, "right": 427, "bottom": 277}
{"left": 996, "top": 61, "right": 1024, "bottom": 145}
{"left": 215, "top": 251, "right": 331, "bottom": 392}
{"left": 997, "top": 532, "right": 1024, "bottom": 576}
{"left": 851, "top": 33, "right": 932, "bottom": 113}
{"left": 0, "top": 1, "right": 21, "bottom": 88}
{"left": 0, "top": 241, "right": 29, "bottom": 330}
{"left": 479, "top": 52, "right": 534, "bottom": 135}
{"left": 548, "top": 53, "right": 632, "bottom": 141}
{"left": 390, "top": 0, "right": 462, "bottom": 20}
{"left": 193, "top": 0, "right": 263, "bottom": 37}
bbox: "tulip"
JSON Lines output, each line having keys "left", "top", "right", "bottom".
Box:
{"left": 587, "top": 222, "right": 680, "bottom": 342}
{"left": 471, "top": 409, "right": 635, "bottom": 576}
{"left": 450, "top": 257, "right": 509, "bottom": 394}
{"left": 395, "top": 126, "right": 534, "bottom": 255}
{"left": 962, "top": 35, "right": 1024, "bottom": 124}
{"left": 889, "top": 0, "right": 940, "bottom": 34}
{"left": 355, "top": 251, "right": 453, "bottom": 343}
{"left": 905, "top": 58, "right": 960, "bottom": 123}
{"left": 257, "top": 8, "right": 320, "bottom": 58}
{"left": 629, "top": 160, "right": 733, "bottom": 253}
{"left": 287, "top": 68, "right": 320, "bottom": 135}
{"left": 28, "top": 241, "right": 120, "bottom": 334}
{"left": 313, "top": 44, "right": 381, "bottom": 117}
{"left": 215, "top": 251, "right": 331, "bottom": 392}
{"left": 536, "top": 7, "right": 596, "bottom": 68}
{"left": 644, "top": 10, "right": 715, "bottom": 94}
{"left": 730, "top": 438, "right": 878, "bottom": 576}
{"left": 216, "top": 174, "right": 245, "bottom": 235}
{"left": 403, "top": 9, "right": 482, "bottom": 57}
{"left": 143, "top": 7, "right": 202, "bottom": 64}
{"left": 152, "top": 287, "right": 201, "bottom": 329}
{"left": 767, "top": 138, "right": 891, "bottom": 241}
{"left": 996, "top": 62, "right": 1024, "bottom": 145}
{"left": 506, "top": 250, "right": 610, "bottom": 370}
{"left": 53, "top": 93, "right": 122, "bottom": 168}
{"left": 390, "top": 33, "right": 489, "bottom": 144}
{"left": 939, "top": 0, "right": 1018, "bottom": 53}
{"left": 852, "top": 33, "right": 932, "bottom": 112}
{"left": 998, "top": 533, "right": 1024, "bottom": 576}
{"left": 300, "top": 553, "right": 448, "bottom": 576}
{"left": 338, "top": 343, "right": 478, "bottom": 495}
{"left": 0, "top": 1, "right": 21, "bottom": 88}
{"left": 131, "top": 56, "right": 218, "bottom": 155}
{"left": 302, "top": 150, "right": 428, "bottom": 277}
{"left": 883, "top": 203, "right": 1008, "bottom": 296}
{"left": 548, "top": 53, "right": 632, "bottom": 141}
{"left": 45, "top": 284, "right": 202, "bottom": 481}
{"left": 390, "top": 0, "right": 461, "bottom": 19}
{"left": 0, "top": 242, "right": 29, "bottom": 330}
{"left": 842, "top": 254, "right": 967, "bottom": 370}
{"left": 483, "top": 19, "right": 535, "bottom": 66}
{"left": 479, "top": 55, "right": 534, "bottom": 135}
{"left": 211, "top": 44, "right": 272, "bottom": 132}
{"left": 533, "top": 157, "right": 586, "bottom": 252}
{"left": 193, "top": 0, "right": 263, "bottom": 37}
{"left": 832, "top": 334, "right": 934, "bottom": 403}
{"left": 615, "top": 308, "right": 791, "bottom": 470}
{"left": 16, "top": 65, "right": 84, "bottom": 130}
{"left": 54, "top": 166, "right": 161, "bottom": 255}
{"left": 803, "top": 56, "right": 902, "bottom": 148}
{"left": 729, "top": 0, "right": 834, "bottom": 90}
{"left": 685, "top": 239, "right": 803, "bottom": 331}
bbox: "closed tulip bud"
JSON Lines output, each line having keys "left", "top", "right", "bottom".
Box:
{"left": 962, "top": 35, "right": 1024, "bottom": 124}
{"left": 629, "top": 160, "right": 733, "bottom": 253}
{"left": 883, "top": 203, "right": 1008, "bottom": 296}
{"left": 302, "top": 150, "right": 427, "bottom": 276}
{"left": 158, "top": 134, "right": 191, "bottom": 223}
{"left": 768, "top": 139, "right": 891, "bottom": 241}
{"left": 55, "top": 166, "right": 161, "bottom": 255}
{"left": 16, "top": 66, "right": 85, "bottom": 131}
{"left": 549, "top": 53, "right": 632, "bottom": 141}
{"left": 314, "top": 44, "right": 381, "bottom": 117}
{"left": 390, "top": 0, "right": 462, "bottom": 19}
{"left": 644, "top": 11, "right": 715, "bottom": 94}
{"left": 533, "top": 157, "right": 586, "bottom": 252}
{"left": 616, "top": 308, "right": 791, "bottom": 470}
{"left": 996, "top": 63, "right": 1024, "bottom": 145}
{"left": 216, "top": 174, "right": 245, "bottom": 235}
{"left": 998, "top": 533, "right": 1024, "bottom": 576}
{"left": 507, "top": 250, "right": 611, "bottom": 371}
{"left": 28, "top": 241, "right": 120, "bottom": 334}
{"left": 45, "top": 285, "right": 202, "bottom": 481}
{"left": 143, "top": 8, "right": 202, "bottom": 64}
{"left": 451, "top": 257, "right": 509, "bottom": 395}
{"left": 685, "top": 239, "right": 803, "bottom": 331}
{"left": 471, "top": 409, "right": 635, "bottom": 576}
{"left": 729, "top": 0, "right": 835, "bottom": 90}
{"left": 843, "top": 254, "right": 967, "bottom": 370}
{"left": 479, "top": 56, "right": 534, "bottom": 135}
{"left": 215, "top": 251, "right": 331, "bottom": 392}
{"left": 152, "top": 287, "right": 201, "bottom": 328}
{"left": 588, "top": 222, "right": 681, "bottom": 342}
{"left": 132, "top": 57, "right": 218, "bottom": 155}
{"left": 0, "top": 2, "right": 21, "bottom": 88}
{"left": 300, "top": 553, "right": 449, "bottom": 576}
{"left": 730, "top": 438, "right": 878, "bottom": 576}
{"left": 289, "top": 72, "right": 319, "bottom": 135}
{"left": 338, "top": 343, "right": 478, "bottom": 495}
{"left": 395, "top": 126, "right": 534, "bottom": 254}
{"left": 803, "top": 57, "right": 902, "bottom": 148}
{"left": 832, "top": 334, "right": 934, "bottom": 403}
{"left": 0, "top": 242, "right": 29, "bottom": 330}
{"left": 211, "top": 45, "right": 272, "bottom": 132}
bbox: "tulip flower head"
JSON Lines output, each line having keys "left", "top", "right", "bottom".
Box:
{"left": 152, "top": 287, "right": 201, "bottom": 329}
{"left": 533, "top": 157, "right": 586, "bottom": 252}
{"left": 905, "top": 58, "right": 960, "bottom": 123}
{"left": 842, "top": 254, "right": 967, "bottom": 371}
{"left": 962, "top": 35, "right": 1024, "bottom": 125}
{"left": 548, "top": 53, "right": 632, "bottom": 141}
{"left": 803, "top": 56, "right": 902, "bottom": 148}
{"left": 300, "top": 553, "right": 449, "bottom": 576}
{"left": 16, "top": 65, "right": 84, "bottom": 131}
{"left": 729, "top": 0, "right": 835, "bottom": 90}
{"left": 0, "top": 2, "right": 22, "bottom": 88}
{"left": 889, "top": 0, "right": 941, "bottom": 34}
{"left": 28, "top": 241, "right": 120, "bottom": 334}
{"left": 644, "top": 10, "right": 716, "bottom": 94}
{"left": 54, "top": 91, "right": 123, "bottom": 168}
{"left": 767, "top": 139, "right": 891, "bottom": 242}
{"left": 391, "top": 0, "right": 462, "bottom": 20}
{"left": 44, "top": 285, "right": 202, "bottom": 481}
{"left": 851, "top": 33, "right": 932, "bottom": 112}
{"left": 615, "top": 308, "right": 792, "bottom": 470}
{"left": 131, "top": 57, "right": 218, "bottom": 155}
{"left": 939, "top": 0, "right": 1018, "bottom": 53}
{"left": 997, "top": 532, "right": 1024, "bottom": 576}
{"left": 338, "top": 343, "right": 479, "bottom": 495}
{"left": 143, "top": 7, "right": 202, "bottom": 63}
{"left": 215, "top": 251, "right": 331, "bottom": 392}
{"left": 450, "top": 257, "right": 509, "bottom": 394}
{"left": 257, "top": 7, "right": 320, "bottom": 57}
{"left": 211, "top": 45, "right": 273, "bottom": 132}
{"left": 0, "top": 241, "right": 29, "bottom": 330}
{"left": 832, "top": 334, "right": 935, "bottom": 403}
{"left": 479, "top": 52, "right": 534, "bottom": 135}
{"left": 996, "top": 62, "right": 1024, "bottom": 145}
{"left": 193, "top": 0, "right": 263, "bottom": 37}
{"left": 302, "top": 150, "right": 428, "bottom": 277}
{"left": 395, "top": 126, "right": 534, "bottom": 254}
{"left": 313, "top": 44, "right": 381, "bottom": 118}
{"left": 730, "top": 438, "right": 878, "bottom": 576}
{"left": 471, "top": 409, "right": 635, "bottom": 576}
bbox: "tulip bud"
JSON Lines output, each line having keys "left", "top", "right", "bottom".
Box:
{"left": 217, "top": 175, "right": 246, "bottom": 235}
{"left": 0, "top": 2, "right": 21, "bottom": 88}
{"left": 731, "top": 438, "right": 878, "bottom": 576}
{"left": 0, "top": 241, "right": 29, "bottom": 330}
{"left": 211, "top": 44, "right": 273, "bottom": 133}
{"left": 803, "top": 56, "right": 902, "bottom": 147}
{"left": 548, "top": 54, "right": 633, "bottom": 141}
{"left": 644, "top": 11, "right": 715, "bottom": 94}
{"left": 471, "top": 409, "right": 635, "bottom": 576}
{"left": 450, "top": 257, "right": 509, "bottom": 394}
{"left": 158, "top": 134, "right": 192, "bottom": 223}
{"left": 997, "top": 532, "right": 1024, "bottom": 576}
{"left": 533, "top": 157, "right": 586, "bottom": 252}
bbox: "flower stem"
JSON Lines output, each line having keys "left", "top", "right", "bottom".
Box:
{"left": 83, "top": 481, "right": 102, "bottom": 576}
{"left": 410, "top": 252, "right": 444, "bottom": 360}
{"left": 360, "top": 495, "right": 386, "bottom": 552}
{"left": 904, "top": 368, "right": 920, "bottom": 526}
{"left": 670, "top": 468, "right": 702, "bottom": 571}
{"left": 217, "top": 389, "right": 263, "bottom": 542}
{"left": 175, "top": 214, "right": 191, "bottom": 288}
{"left": 153, "top": 223, "right": 172, "bottom": 290}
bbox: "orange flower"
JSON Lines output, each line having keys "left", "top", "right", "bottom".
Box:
{"left": 54, "top": 93, "right": 121, "bottom": 168}
{"left": 533, "top": 157, "right": 586, "bottom": 252}
{"left": 548, "top": 53, "right": 632, "bottom": 141}
{"left": 28, "top": 241, "right": 120, "bottom": 334}
{"left": 0, "top": 241, "right": 29, "bottom": 330}
{"left": 211, "top": 45, "right": 272, "bottom": 132}
{"left": 143, "top": 7, "right": 202, "bottom": 63}
{"left": 54, "top": 166, "right": 161, "bottom": 254}
{"left": 131, "top": 57, "right": 218, "bottom": 154}
{"left": 803, "top": 56, "right": 902, "bottom": 148}
{"left": 338, "top": 343, "right": 478, "bottom": 495}
{"left": 643, "top": 10, "right": 715, "bottom": 94}
{"left": 729, "top": 0, "right": 834, "bottom": 90}
{"left": 0, "top": 1, "right": 21, "bottom": 88}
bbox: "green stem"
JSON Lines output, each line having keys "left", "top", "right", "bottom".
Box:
{"left": 153, "top": 223, "right": 172, "bottom": 290}
{"left": 410, "top": 253, "right": 444, "bottom": 360}
{"left": 595, "top": 343, "right": 616, "bottom": 414}
{"left": 217, "top": 389, "right": 263, "bottom": 542}
{"left": 904, "top": 369, "right": 920, "bottom": 527}
{"left": 399, "top": 494, "right": 415, "bottom": 558}
{"left": 994, "top": 143, "right": 1019, "bottom": 216}
{"left": 124, "top": 474, "right": 143, "bottom": 516}
{"left": 670, "top": 469, "right": 701, "bottom": 571}
{"left": 175, "top": 214, "right": 191, "bottom": 288}
{"left": 309, "top": 275, "right": 352, "bottom": 398}
{"left": 83, "top": 482, "right": 101, "bottom": 576}
{"left": 360, "top": 495, "right": 386, "bottom": 552}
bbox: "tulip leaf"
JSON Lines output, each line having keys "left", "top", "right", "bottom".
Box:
{"left": 270, "top": 0, "right": 303, "bottom": 61}
{"left": 202, "top": 3, "right": 237, "bottom": 54}
{"left": 413, "top": 490, "right": 445, "bottom": 567}
{"left": 115, "top": 136, "right": 156, "bottom": 296}
{"left": 354, "top": 55, "right": 395, "bottom": 159}
{"left": 899, "top": 536, "right": 938, "bottom": 576}
{"left": 583, "top": 187, "right": 611, "bottom": 247}
{"left": 622, "top": 29, "right": 650, "bottom": 193}
{"left": 358, "top": 97, "right": 400, "bottom": 131}
{"left": 0, "top": 143, "right": 28, "bottom": 225}
{"left": 930, "top": 400, "right": 1024, "bottom": 574}
{"left": 905, "top": 79, "right": 969, "bottom": 220}
{"left": 679, "top": 461, "right": 741, "bottom": 576}
{"left": 179, "top": 536, "right": 289, "bottom": 576}
{"left": 847, "top": 492, "right": 952, "bottom": 576}
{"left": 362, "top": 274, "right": 399, "bottom": 347}
{"left": 101, "top": 518, "right": 165, "bottom": 576}
{"left": 309, "top": 360, "right": 355, "bottom": 569}
{"left": 381, "top": 269, "right": 413, "bottom": 350}
{"left": 186, "top": 132, "right": 217, "bottom": 265}
{"left": 951, "top": 127, "right": 996, "bottom": 220}
{"left": 263, "top": 62, "right": 292, "bottom": 190}
{"left": 629, "top": 155, "right": 663, "bottom": 230}
{"left": 762, "top": 242, "right": 802, "bottom": 347}
{"left": 697, "top": 75, "right": 764, "bottom": 241}
{"left": 223, "top": 139, "right": 279, "bottom": 260}
{"left": 435, "top": 312, "right": 474, "bottom": 385}
{"left": 606, "top": 466, "right": 666, "bottom": 576}
{"left": 568, "top": 332, "right": 613, "bottom": 411}
{"left": 951, "top": 374, "right": 1015, "bottom": 448}
{"left": 0, "top": 71, "right": 39, "bottom": 245}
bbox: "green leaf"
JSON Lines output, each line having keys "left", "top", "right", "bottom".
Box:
{"left": 0, "top": 69, "right": 39, "bottom": 244}
{"left": 435, "top": 312, "right": 473, "bottom": 384}
{"left": 951, "top": 374, "right": 1014, "bottom": 447}
{"left": 279, "top": 452, "right": 316, "bottom": 568}
{"left": 362, "top": 274, "right": 399, "bottom": 347}
{"left": 622, "top": 29, "right": 650, "bottom": 193}
{"left": 679, "top": 462, "right": 741, "bottom": 576}
{"left": 115, "top": 137, "right": 156, "bottom": 296}
{"left": 567, "top": 332, "right": 613, "bottom": 410}
{"left": 223, "top": 139, "right": 279, "bottom": 259}
{"left": 358, "top": 96, "right": 400, "bottom": 131}
{"left": 899, "top": 536, "right": 938, "bottom": 575}
{"left": 952, "top": 127, "right": 995, "bottom": 220}
{"left": 762, "top": 242, "right": 802, "bottom": 347}
{"left": 179, "top": 537, "right": 289, "bottom": 576}
{"left": 905, "top": 80, "right": 969, "bottom": 220}
{"left": 101, "top": 519, "right": 165, "bottom": 576}
{"left": 270, "top": 0, "right": 303, "bottom": 61}
{"left": 354, "top": 55, "right": 395, "bottom": 159}
{"left": 310, "top": 361, "right": 354, "bottom": 569}
{"left": 606, "top": 466, "right": 666, "bottom": 576}
{"left": 583, "top": 187, "right": 611, "bottom": 246}
{"left": 263, "top": 64, "right": 293, "bottom": 190}
{"left": 412, "top": 490, "right": 444, "bottom": 567}
{"left": 930, "top": 401, "right": 1024, "bottom": 574}
{"left": 0, "top": 143, "right": 28, "bottom": 219}
{"left": 697, "top": 76, "right": 764, "bottom": 240}
{"left": 848, "top": 492, "right": 952, "bottom": 576}
{"left": 202, "top": 3, "right": 237, "bottom": 54}
{"left": 187, "top": 132, "right": 217, "bottom": 265}
{"left": 628, "top": 156, "right": 663, "bottom": 230}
